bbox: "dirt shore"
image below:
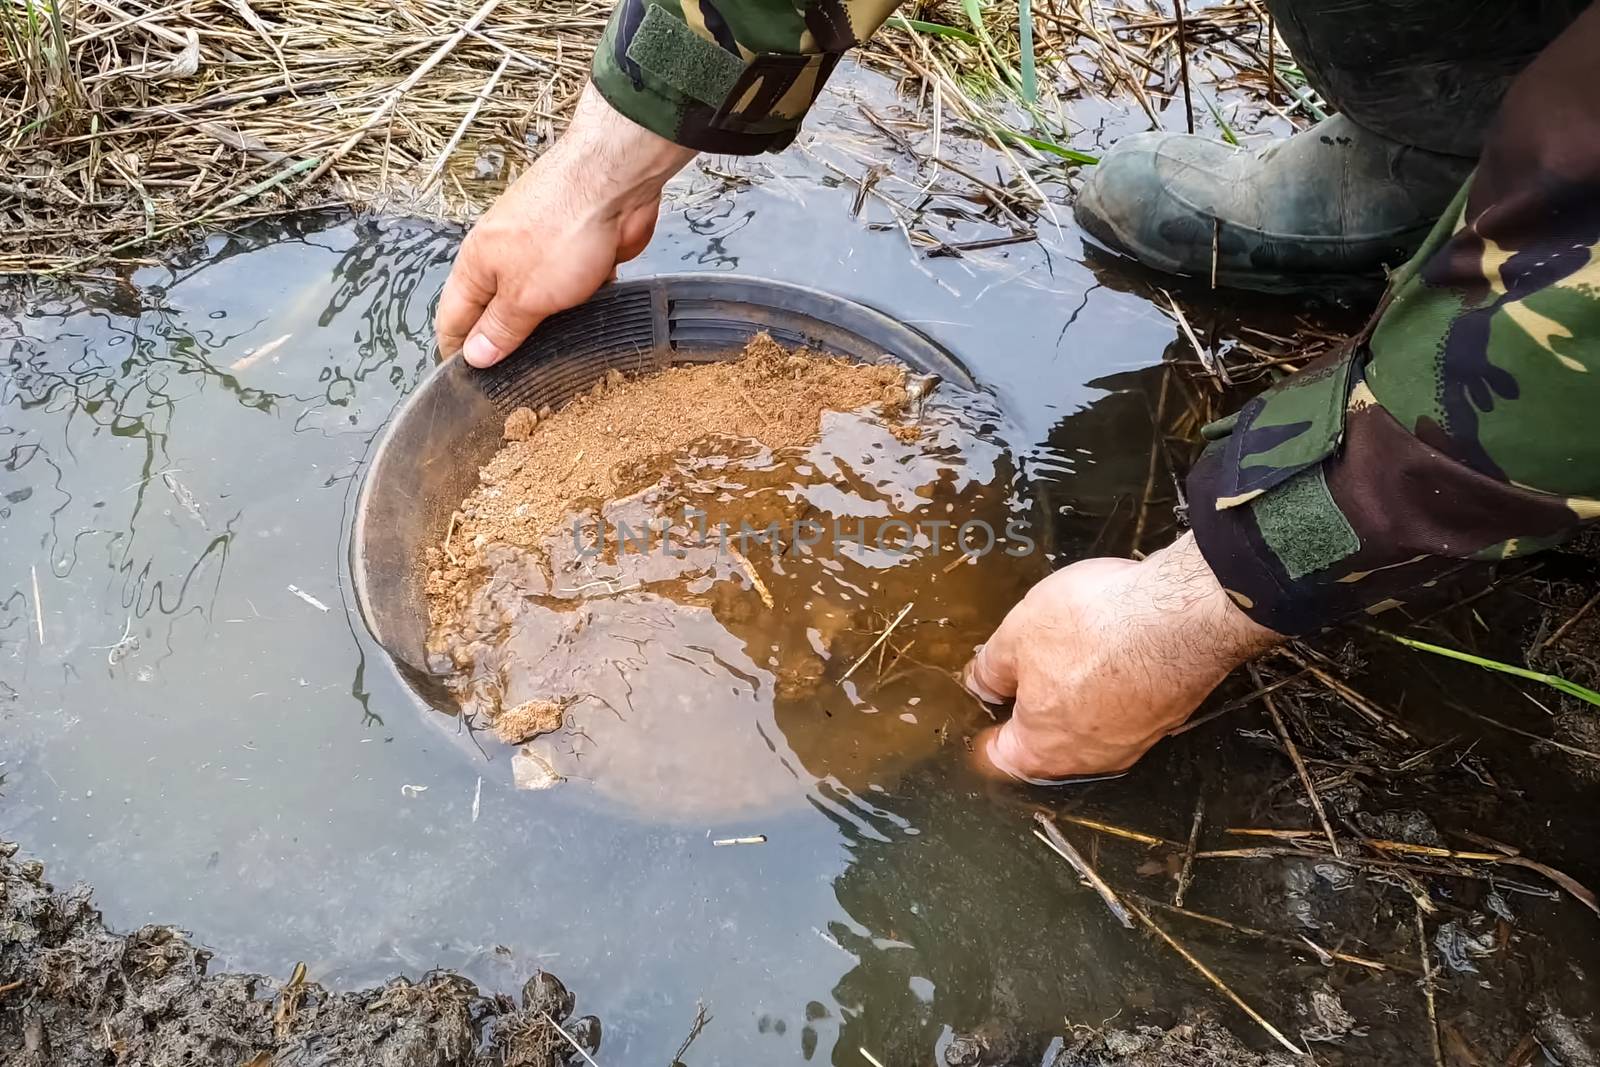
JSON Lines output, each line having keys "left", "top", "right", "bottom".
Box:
{"left": 0, "top": 843, "right": 597, "bottom": 1067}
{"left": 2, "top": 838, "right": 1324, "bottom": 1067}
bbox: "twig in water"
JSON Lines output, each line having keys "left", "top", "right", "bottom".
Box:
{"left": 727, "top": 546, "right": 774, "bottom": 609}
{"left": 1204, "top": 837, "right": 1599, "bottom": 915}
{"left": 1210, "top": 218, "right": 1220, "bottom": 289}
{"left": 1275, "top": 647, "right": 1413, "bottom": 740}
{"left": 879, "top": 638, "right": 916, "bottom": 679}
{"left": 286, "top": 584, "right": 331, "bottom": 613}
{"left": 1454, "top": 706, "right": 1600, "bottom": 763}
{"left": 1226, "top": 827, "right": 1318, "bottom": 841}
{"left": 1131, "top": 366, "right": 1170, "bottom": 556}
{"left": 941, "top": 552, "right": 976, "bottom": 575}
{"left": 1054, "top": 813, "right": 1178, "bottom": 848}
{"left": 420, "top": 54, "right": 512, "bottom": 192}
{"left": 712, "top": 835, "right": 767, "bottom": 847}
{"left": 671, "top": 1001, "right": 711, "bottom": 1064}
{"left": 1134, "top": 895, "right": 1396, "bottom": 972}
{"left": 31, "top": 565, "right": 44, "bottom": 645}
{"left": 1251, "top": 664, "right": 1340, "bottom": 856}
{"left": 1172, "top": 0, "right": 1195, "bottom": 134}
{"left": 850, "top": 164, "right": 889, "bottom": 219}
{"left": 1123, "top": 897, "right": 1304, "bottom": 1055}
{"left": 860, "top": 1049, "right": 887, "bottom": 1067}
{"left": 229, "top": 332, "right": 292, "bottom": 372}
{"left": 1032, "top": 813, "right": 1135, "bottom": 929}
{"left": 1168, "top": 667, "right": 1311, "bottom": 736}
{"left": 840, "top": 603, "right": 914, "bottom": 683}
{"left": 1356, "top": 842, "right": 1600, "bottom": 912}
{"left": 541, "top": 1009, "right": 602, "bottom": 1067}
{"left": 1162, "top": 290, "right": 1226, "bottom": 384}
{"left": 1416, "top": 905, "right": 1444, "bottom": 1067}
{"left": 1265, "top": 7, "right": 1277, "bottom": 106}
{"left": 1173, "top": 794, "right": 1204, "bottom": 907}
{"left": 926, "top": 232, "right": 1039, "bottom": 257}
{"left": 1539, "top": 587, "right": 1600, "bottom": 651}
{"left": 857, "top": 103, "right": 918, "bottom": 156}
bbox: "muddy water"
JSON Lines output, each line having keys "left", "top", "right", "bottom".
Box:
{"left": 4, "top": 67, "right": 1599, "bottom": 1067}
{"left": 429, "top": 400, "right": 1034, "bottom": 820}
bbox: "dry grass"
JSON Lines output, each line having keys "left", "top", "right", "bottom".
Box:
{"left": 1, "top": 0, "right": 1310, "bottom": 274}
{"left": 1, "top": 0, "right": 603, "bottom": 272}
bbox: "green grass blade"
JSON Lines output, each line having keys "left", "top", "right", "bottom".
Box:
{"left": 1017, "top": 0, "right": 1037, "bottom": 104}
{"left": 887, "top": 15, "right": 981, "bottom": 44}
{"left": 959, "top": 0, "right": 985, "bottom": 37}
{"left": 1202, "top": 92, "right": 1238, "bottom": 146}
{"left": 1279, "top": 78, "right": 1329, "bottom": 121}
{"left": 13, "top": 109, "right": 54, "bottom": 140}
{"left": 996, "top": 127, "right": 1098, "bottom": 165}
{"left": 1380, "top": 631, "right": 1600, "bottom": 708}
{"left": 958, "top": 0, "right": 1021, "bottom": 89}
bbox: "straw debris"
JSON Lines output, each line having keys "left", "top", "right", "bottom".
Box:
{"left": 2, "top": 0, "right": 601, "bottom": 272}
{"left": 3, "top": 0, "right": 1304, "bottom": 272}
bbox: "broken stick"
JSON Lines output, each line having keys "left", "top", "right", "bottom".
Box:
{"left": 1033, "top": 814, "right": 1304, "bottom": 1056}
{"left": 1124, "top": 897, "right": 1306, "bottom": 1057}
{"left": 840, "top": 602, "right": 913, "bottom": 684}
{"left": 1032, "top": 812, "right": 1135, "bottom": 929}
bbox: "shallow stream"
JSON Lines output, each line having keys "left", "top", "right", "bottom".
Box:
{"left": 4, "top": 70, "right": 1599, "bottom": 1066}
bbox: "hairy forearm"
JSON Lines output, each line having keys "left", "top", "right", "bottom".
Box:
{"left": 1136, "top": 533, "right": 1283, "bottom": 670}
{"left": 549, "top": 85, "right": 698, "bottom": 217}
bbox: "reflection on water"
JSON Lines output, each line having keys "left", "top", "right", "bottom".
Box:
{"left": 11, "top": 71, "right": 1589, "bottom": 1067}
{"left": 1, "top": 166, "right": 1194, "bottom": 1063}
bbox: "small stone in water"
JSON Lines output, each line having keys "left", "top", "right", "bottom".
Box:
{"left": 473, "top": 146, "right": 506, "bottom": 181}
{"left": 522, "top": 969, "right": 575, "bottom": 1021}
{"left": 512, "top": 747, "right": 564, "bottom": 791}
{"left": 943, "top": 1033, "right": 984, "bottom": 1067}
{"left": 495, "top": 699, "right": 564, "bottom": 745}
{"left": 568, "top": 1014, "right": 602, "bottom": 1054}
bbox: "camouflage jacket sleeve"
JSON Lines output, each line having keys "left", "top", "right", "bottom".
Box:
{"left": 1187, "top": 2, "right": 1600, "bottom": 636}
{"left": 590, "top": 0, "right": 899, "bottom": 153}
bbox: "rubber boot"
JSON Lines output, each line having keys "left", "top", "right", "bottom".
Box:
{"left": 1074, "top": 115, "right": 1472, "bottom": 288}
{"left": 1075, "top": 0, "right": 1587, "bottom": 287}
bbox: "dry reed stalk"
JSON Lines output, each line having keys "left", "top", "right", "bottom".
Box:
{"left": 1251, "top": 663, "right": 1342, "bottom": 857}
{"left": 2, "top": 0, "right": 1296, "bottom": 270}
{"left": 2, "top": 0, "right": 606, "bottom": 270}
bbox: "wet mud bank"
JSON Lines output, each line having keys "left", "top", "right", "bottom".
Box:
{"left": 0, "top": 844, "right": 599, "bottom": 1067}
{"left": 0, "top": 836, "right": 1386, "bottom": 1067}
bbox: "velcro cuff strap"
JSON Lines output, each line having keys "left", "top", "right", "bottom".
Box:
{"left": 1250, "top": 466, "right": 1360, "bottom": 580}
{"left": 625, "top": 3, "right": 746, "bottom": 108}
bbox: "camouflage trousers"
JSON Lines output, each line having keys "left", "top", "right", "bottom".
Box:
{"left": 1188, "top": 1, "right": 1600, "bottom": 634}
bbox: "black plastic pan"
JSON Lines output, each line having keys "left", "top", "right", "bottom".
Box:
{"left": 350, "top": 273, "right": 976, "bottom": 680}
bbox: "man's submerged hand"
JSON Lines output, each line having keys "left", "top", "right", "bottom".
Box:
{"left": 964, "top": 532, "right": 1282, "bottom": 783}
{"left": 435, "top": 85, "right": 697, "bottom": 368}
